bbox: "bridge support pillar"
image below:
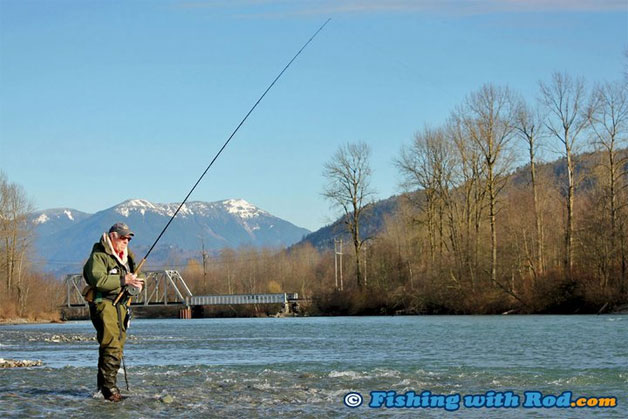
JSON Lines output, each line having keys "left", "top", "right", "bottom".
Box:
{"left": 179, "top": 307, "right": 192, "bottom": 319}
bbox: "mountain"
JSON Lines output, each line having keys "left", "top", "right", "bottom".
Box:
{"left": 31, "top": 199, "right": 310, "bottom": 274}
{"left": 299, "top": 195, "right": 400, "bottom": 250}
{"left": 31, "top": 208, "right": 91, "bottom": 238}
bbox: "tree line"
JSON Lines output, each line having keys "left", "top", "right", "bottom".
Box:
{"left": 1, "top": 71, "right": 626, "bottom": 319}
{"left": 384, "top": 73, "right": 627, "bottom": 313}
{"left": 0, "top": 173, "right": 61, "bottom": 320}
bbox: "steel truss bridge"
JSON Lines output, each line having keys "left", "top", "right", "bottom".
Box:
{"left": 64, "top": 270, "right": 300, "bottom": 317}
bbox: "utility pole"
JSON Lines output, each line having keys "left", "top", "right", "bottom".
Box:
{"left": 201, "top": 240, "right": 208, "bottom": 291}
{"left": 334, "top": 238, "right": 343, "bottom": 291}
{"left": 363, "top": 243, "right": 367, "bottom": 287}
{"left": 340, "top": 239, "right": 343, "bottom": 291}
{"left": 334, "top": 240, "right": 338, "bottom": 290}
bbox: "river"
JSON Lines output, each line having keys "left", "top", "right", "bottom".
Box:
{"left": 0, "top": 315, "right": 625, "bottom": 417}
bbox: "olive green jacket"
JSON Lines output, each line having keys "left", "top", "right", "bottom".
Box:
{"left": 83, "top": 233, "right": 143, "bottom": 300}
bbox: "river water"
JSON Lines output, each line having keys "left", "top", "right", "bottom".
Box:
{"left": 0, "top": 315, "right": 626, "bottom": 417}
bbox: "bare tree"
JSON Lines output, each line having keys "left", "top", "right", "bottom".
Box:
{"left": 539, "top": 72, "right": 588, "bottom": 276}
{"left": 455, "top": 84, "right": 518, "bottom": 285}
{"left": 323, "top": 142, "right": 375, "bottom": 288}
{"left": 588, "top": 80, "right": 628, "bottom": 289}
{"left": 397, "top": 127, "right": 448, "bottom": 264}
{"left": 515, "top": 100, "right": 546, "bottom": 278}
{"left": 449, "top": 117, "right": 487, "bottom": 288}
{"left": 0, "top": 173, "right": 34, "bottom": 313}
{"left": 397, "top": 127, "right": 462, "bottom": 281}
{"left": 219, "top": 248, "right": 237, "bottom": 294}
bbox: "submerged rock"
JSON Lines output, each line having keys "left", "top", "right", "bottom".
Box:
{"left": 159, "top": 394, "right": 174, "bottom": 404}
{"left": 0, "top": 358, "right": 43, "bottom": 368}
{"left": 28, "top": 334, "right": 136, "bottom": 343}
{"left": 45, "top": 334, "right": 95, "bottom": 342}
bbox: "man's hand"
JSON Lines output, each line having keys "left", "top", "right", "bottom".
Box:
{"left": 125, "top": 273, "right": 144, "bottom": 292}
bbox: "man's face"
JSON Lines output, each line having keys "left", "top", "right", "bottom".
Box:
{"left": 111, "top": 233, "right": 131, "bottom": 253}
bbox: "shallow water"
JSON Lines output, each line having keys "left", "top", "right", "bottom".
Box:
{"left": 1, "top": 315, "right": 626, "bottom": 417}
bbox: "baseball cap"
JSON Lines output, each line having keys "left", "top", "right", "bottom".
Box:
{"left": 109, "top": 222, "right": 135, "bottom": 237}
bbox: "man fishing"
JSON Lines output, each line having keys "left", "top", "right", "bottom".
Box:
{"left": 83, "top": 222, "right": 145, "bottom": 402}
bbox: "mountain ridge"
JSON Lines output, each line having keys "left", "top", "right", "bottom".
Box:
{"left": 31, "top": 198, "right": 310, "bottom": 274}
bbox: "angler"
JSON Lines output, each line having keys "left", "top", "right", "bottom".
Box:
{"left": 83, "top": 222, "right": 145, "bottom": 402}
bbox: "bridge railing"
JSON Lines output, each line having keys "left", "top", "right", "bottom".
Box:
{"left": 189, "top": 293, "right": 299, "bottom": 306}
{"left": 135, "top": 270, "right": 193, "bottom": 306}
{"left": 65, "top": 274, "right": 88, "bottom": 307}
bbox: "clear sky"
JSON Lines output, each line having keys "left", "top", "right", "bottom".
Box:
{"left": 1, "top": 0, "right": 626, "bottom": 231}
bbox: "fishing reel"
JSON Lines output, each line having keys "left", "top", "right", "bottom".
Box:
{"left": 125, "top": 277, "right": 145, "bottom": 296}
{"left": 114, "top": 278, "right": 144, "bottom": 306}
{"left": 125, "top": 284, "right": 141, "bottom": 296}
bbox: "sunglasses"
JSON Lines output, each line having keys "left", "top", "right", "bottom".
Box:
{"left": 119, "top": 236, "right": 132, "bottom": 242}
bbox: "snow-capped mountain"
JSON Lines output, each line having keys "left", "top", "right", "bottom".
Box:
{"left": 30, "top": 208, "right": 91, "bottom": 238}
{"left": 112, "top": 198, "right": 267, "bottom": 219}
{"left": 31, "top": 198, "right": 310, "bottom": 274}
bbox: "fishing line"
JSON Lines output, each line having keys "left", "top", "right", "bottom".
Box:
{"left": 135, "top": 18, "right": 331, "bottom": 274}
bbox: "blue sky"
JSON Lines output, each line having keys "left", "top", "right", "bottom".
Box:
{"left": 1, "top": 0, "right": 626, "bottom": 231}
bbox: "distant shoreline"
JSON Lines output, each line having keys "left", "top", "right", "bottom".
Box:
{"left": 0, "top": 319, "right": 65, "bottom": 326}
{"left": 2, "top": 308, "right": 627, "bottom": 326}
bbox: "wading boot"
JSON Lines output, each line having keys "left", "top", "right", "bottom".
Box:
{"left": 103, "top": 387, "right": 125, "bottom": 402}
{"left": 106, "top": 393, "right": 125, "bottom": 403}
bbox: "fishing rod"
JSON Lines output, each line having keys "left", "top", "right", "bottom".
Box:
{"left": 114, "top": 19, "right": 331, "bottom": 305}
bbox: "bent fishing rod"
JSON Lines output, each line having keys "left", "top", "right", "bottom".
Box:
{"left": 114, "top": 19, "right": 331, "bottom": 305}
